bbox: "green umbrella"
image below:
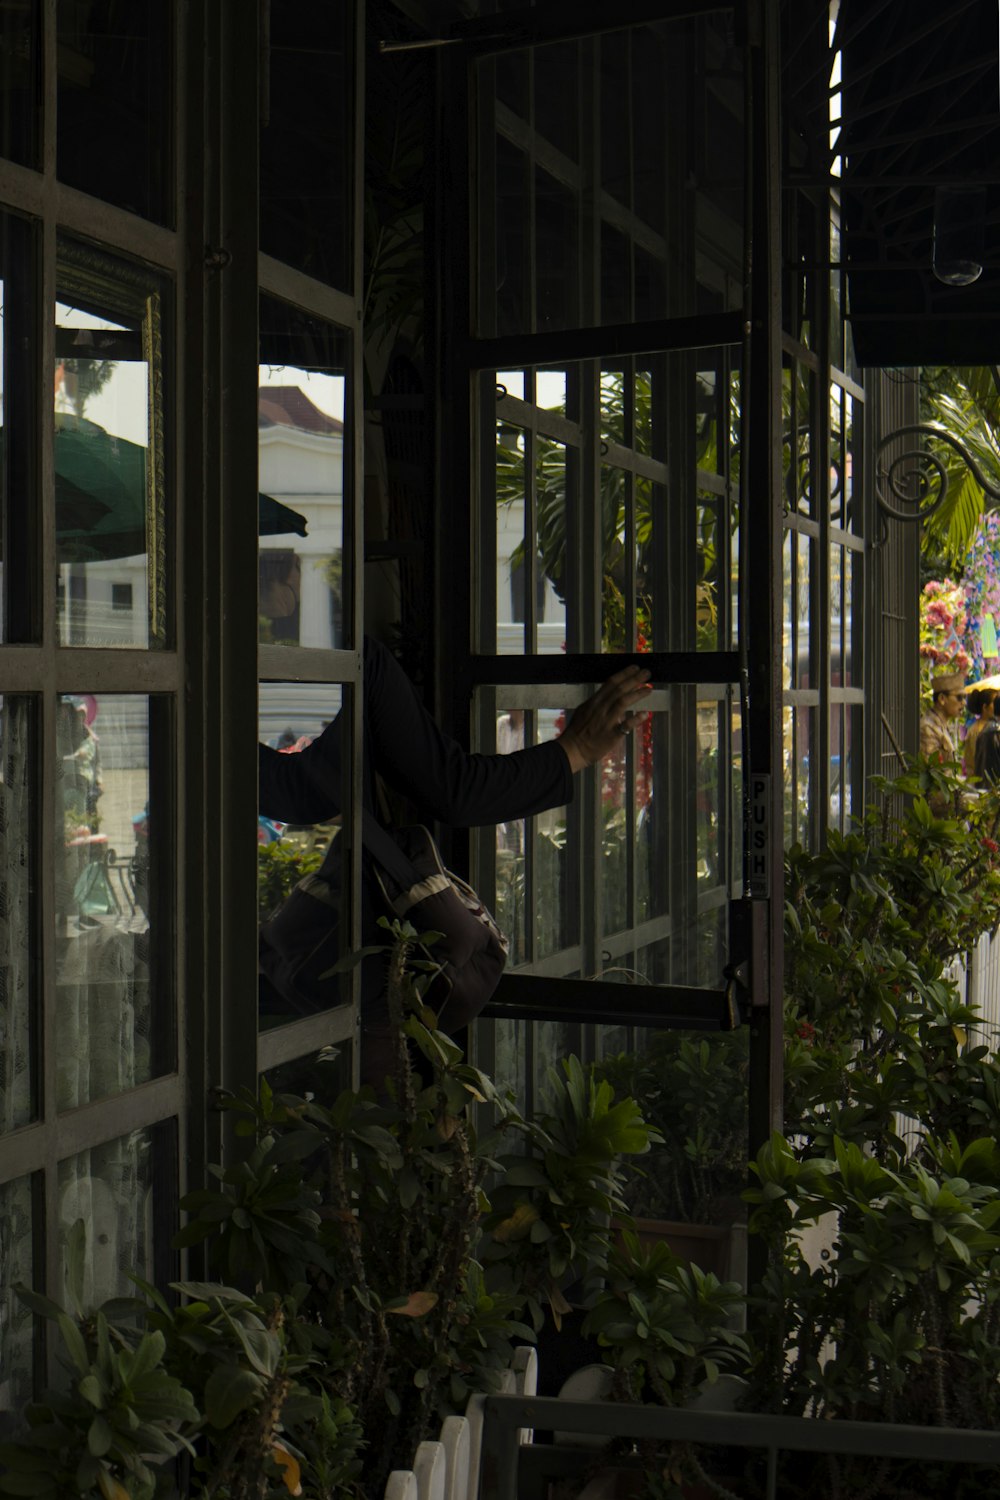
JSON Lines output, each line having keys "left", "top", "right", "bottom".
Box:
{"left": 2, "top": 418, "right": 309, "bottom": 560}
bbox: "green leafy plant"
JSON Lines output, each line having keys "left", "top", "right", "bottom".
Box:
{"left": 595, "top": 1031, "right": 749, "bottom": 1227}
{"left": 174, "top": 920, "right": 653, "bottom": 1498}
{"left": 741, "top": 759, "right": 1000, "bottom": 1497}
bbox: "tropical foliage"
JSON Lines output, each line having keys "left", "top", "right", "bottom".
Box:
{"left": 0, "top": 923, "right": 654, "bottom": 1499}
{"left": 917, "top": 366, "right": 1000, "bottom": 564}
{"left": 746, "top": 758, "right": 1000, "bottom": 1495}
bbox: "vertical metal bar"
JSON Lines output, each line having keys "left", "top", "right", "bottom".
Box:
{"left": 40, "top": 0, "right": 60, "bottom": 1350}
{"left": 744, "top": 0, "right": 785, "bottom": 1288}
{"left": 347, "top": 0, "right": 367, "bottom": 1075}
{"left": 199, "top": 0, "right": 260, "bottom": 1159}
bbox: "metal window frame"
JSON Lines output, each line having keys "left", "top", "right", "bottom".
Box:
{"left": 433, "top": 7, "right": 782, "bottom": 1131}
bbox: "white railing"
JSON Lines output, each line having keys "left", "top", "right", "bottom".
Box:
{"left": 963, "top": 928, "right": 1000, "bottom": 1041}
{"left": 384, "top": 1348, "right": 537, "bottom": 1500}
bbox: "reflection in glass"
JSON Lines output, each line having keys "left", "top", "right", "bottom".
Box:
{"left": 534, "top": 43, "right": 580, "bottom": 161}
{"left": 796, "top": 532, "right": 811, "bottom": 689}
{"left": 56, "top": 695, "right": 170, "bottom": 1111}
{"left": 829, "top": 381, "right": 845, "bottom": 524}
{"left": 491, "top": 707, "right": 574, "bottom": 965}
{"left": 635, "top": 705, "right": 666, "bottom": 926}
{"left": 259, "top": 1, "right": 351, "bottom": 288}
{"left": 0, "top": 699, "right": 33, "bottom": 1134}
{"left": 495, "top": 423, "right": 527, "bottom": 655}
{"left": 532, "top": 1019, "right": 576, "bottom": 1106}
{"left": 831, "top": 705, "right": 843, "bottom": 830}
{"left": 696, "top": 701, "right": 723, "bottom": 887}
{"left": 0, "top": 1174, "right": 34, "bottom": 1410}
{"left": 497, "top": 369, "right": 526, "bottom": 401}
{"left": 259, "top": 300, "right": 348, "bottom": 650}
{"left": 0, "top": 212, "right": 38, "bottom": 644}
{"left": 495, "top": 138, "right": 530, "bottom": 338}
{"left": 782, "top": 531, "right": 793, "bottom": 689}
{"left": 795, "top": 707, "right": 813, "bottom": 847}
{"left": 535, "top": 167, "right": 578, "bottom": 332}
{"left": 601, "top": 369, "right": 626, "bottom": 446}
{"left": 58, "top": 1124, "right": 168, "bottom": 1311}
{"left": 843, "top": 390, "right": 857, "bottom": 533}
{"left": 536, "top": 367, "right": 568, "bottom": 412}
{"left": 56, "top": 1, "right": 172, "bottom": 224}
{"left": 480, "top": 15, "right": 743, "bottom": 339}
{"left": 56, "top": 242, "right": 169, "bottom": 649}
{"left": 844, "top": 548, "right": 854, "bottom": 687}
{"left": 258, "top": 681, "right": 346, "bottom": 1030}
{"left": 0, "top": 4, "right": 39, "bottom": 167}
{"left": 696, "top": 493, "right": 722, "bottom": 653}
{"left": 597, "top": 1026, "right": 748, "bottom": 1236}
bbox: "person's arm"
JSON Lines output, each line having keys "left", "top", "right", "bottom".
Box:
{"left": 259, "top": 720, "right": 345, "bottom": 824}
{"left": 365, "top": 638, "right": 652, "bottom": 827}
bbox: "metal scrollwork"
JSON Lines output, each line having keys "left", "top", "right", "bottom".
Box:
{"left": 875, "top": 423, "right": 1000, "bottom": 526}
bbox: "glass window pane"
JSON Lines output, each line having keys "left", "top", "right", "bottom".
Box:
{"left": 0, "top": 211, "right": 39, "bottom": 645}
{"left": 0, "top": 1174, "right": 35, "bottom": 1408}
{"left": 489, "top": 702, "right": 576, "bottom": 966}
{"left": 260, "top": 0, "right": 352, "bottom": 288}
{"left": 56, "top": 694, "right": 172, "bottom": 1111}
{"left": 844, "top": 547, "right": 856, "bottom": 687}
{"left": 696, "top": 700, "right": 724, "bottom": 888}
{"left": 0, "top": 697, "right": 35, "bottom": 1134}
{"left": 479, "top": 13, "right": 743, "bottom": 339}
{"left": 782, "top": 530, "right": 793, "bottom": 691}
{"left": 597, "top": 1026, "right": 748, "bottom": 1247}
{"left": 696, "top": 493, "right": 722, "bottom": 653}
{"left": 533, "top": 711, "right": 575, "bottom": 962}
{"left": 831, "top": 704, "right": 844, "bottom": 830}
{"left": 0, "top": 4, "right": 39, "bottom": 167}
{"left": 56, "top": 1, "right": 173, "bottom": 225}
{"left": 796, "top": 532, "right": 812, "bottom": 689}
{"left": 534, "top": 43, "right": 580, "bottom": 161}
{"left": 258, "top": 299, "right": 349, "bottom": 651}
{"left": 535, "top": 167, "right": 579, "bottom": 332}
{"left": 55, "top": 241, "right": 171, "bottom": 650}
{"left": 843, "top": 389, "right": 858, "bottom": 533}
{"left": 495, "top": 422, "right": 527, "bottom": 655}
{"left": 829, "top": 381, "right": 845, "bottom": 524}
{"left": 58, "top": 1122, "right": 174, "bottom": 1309}
{"left": 258, "top": 681, "right": 350, "bottom": 1030}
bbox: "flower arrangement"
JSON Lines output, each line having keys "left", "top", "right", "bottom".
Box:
{"left": 960, "top": 511, "right": 1000, "bottom": 680}
{"left": 919, "top": 577, "right": 971, "bottom": 701}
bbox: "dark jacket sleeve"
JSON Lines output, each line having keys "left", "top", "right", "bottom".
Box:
{"left": 259, "top": 636, "right": 574, "bottom": 827}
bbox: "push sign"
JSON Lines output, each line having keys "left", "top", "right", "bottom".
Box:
{"left": 748, "top": 773, "right": 770, "bottom": 899}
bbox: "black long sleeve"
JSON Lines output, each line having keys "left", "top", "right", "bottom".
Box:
{"left": 259, "top": 636, "right": 573, "bottom": 826}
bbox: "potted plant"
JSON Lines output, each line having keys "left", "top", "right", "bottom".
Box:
{"left": 0, "top": 921, "right": 656, "bottom": 1499}
{"left": 594, "top": 1030, "right": 749, "bottom": 1282}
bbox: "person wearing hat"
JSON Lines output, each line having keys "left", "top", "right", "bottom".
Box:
{"left": 920, "top": 671, "right": 965, "bottom": 765}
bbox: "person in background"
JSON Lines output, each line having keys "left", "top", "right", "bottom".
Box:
{"left": 919, "top": 672, "right": 965, "bottom": 763}
{"left": 963, "top": 685, "right": 998, "bottom": 778}
{"left": 975, "top": 720, "right": 1000, "bottom": 787}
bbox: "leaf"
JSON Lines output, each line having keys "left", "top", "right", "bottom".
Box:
{"left": 96, "top": 1470, "right": 131, "bottom": 1500}
{"left": 87, "top": 1414, "right": 113, "bottom": 1458}
{"left": 271, "top": 1445, "right": 304, "bottom": 1497}
{"left": 387, "top": 1291, "right": 438, "bottom": 1318}
{"left": 58, "top": 1313, "right": 90, "bottom": 1376}
{"left": 65, "top": 1219, "right": 88, "bottom": 1320}
{"left": 204, "top": 1365, "right": 264, "bottom": 1429}
{"left": 491, "top": 1204, "right": 540, "bottom": 1243}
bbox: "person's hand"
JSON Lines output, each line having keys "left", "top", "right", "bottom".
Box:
{"left": 557, "top": 665, "right": 653, "bottom": 774}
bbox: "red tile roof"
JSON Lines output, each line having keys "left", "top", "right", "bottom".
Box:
{"left": 258, "top": 385, "right": 344, "bottom": 434}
